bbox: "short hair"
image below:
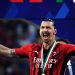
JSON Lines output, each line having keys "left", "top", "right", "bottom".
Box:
{"left": 43, "top": 18, "right": 56, "bottom": 29}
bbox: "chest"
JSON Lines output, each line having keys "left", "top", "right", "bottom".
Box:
{"left": 30, "top": 45, "right": 66, "bottom": 68}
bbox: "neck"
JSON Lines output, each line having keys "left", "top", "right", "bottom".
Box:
{"left": 43, "top": 40, "right": 55, "bottom": 50}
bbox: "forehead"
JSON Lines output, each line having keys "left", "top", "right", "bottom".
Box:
{"left": 41, "top": 21, "right": 54, "bottom": 27}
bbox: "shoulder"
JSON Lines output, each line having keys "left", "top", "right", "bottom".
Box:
{"left": 24, "top": 43, "right": 42, "bottom": 53}
{"left": 25, "top": 43, "right": 41, "bottom": 47}
{"left": 59, "top": 43, "right": 75, "bottom": 47}
{"left": 58, "top": 43, "right": 75, "bottom": 50}
{"left": 23, "top": 43, "right": 42, "bottom": 49}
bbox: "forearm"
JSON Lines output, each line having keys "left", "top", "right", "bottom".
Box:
{"left": 0, "top": 44, "right": 16, "bottom": 57}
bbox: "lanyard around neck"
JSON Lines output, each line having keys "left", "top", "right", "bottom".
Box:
{"left": 41, "top": 41, "right": 57, "bottom": 72}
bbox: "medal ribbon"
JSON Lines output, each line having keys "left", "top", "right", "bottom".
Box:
{"left": 41, "top": 41, "right": 57, "bottom": 73}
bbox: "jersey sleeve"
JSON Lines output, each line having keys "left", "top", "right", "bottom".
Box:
{"left": 65, "top": 44, "right": 75, "bottom": 55}
{"left": 15, "top": 44, "right": 33, "bottom": 56}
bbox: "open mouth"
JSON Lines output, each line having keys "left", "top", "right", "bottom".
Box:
{"left": 43, "top": 34, "right": 49, "bottom": 37}
{"left": 42, "top": 32, "right": 50, "bottom": 39}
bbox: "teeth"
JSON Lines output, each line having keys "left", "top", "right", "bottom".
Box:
{"left": 44, "top": 34, "right": 47, "bottom": 36}
{"left": 43, "top": 34, "right": 48, "bottom": 36}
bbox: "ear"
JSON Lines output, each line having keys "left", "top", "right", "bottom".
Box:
{"left": 54, "top": 29, "right": 57, "bottom": 35}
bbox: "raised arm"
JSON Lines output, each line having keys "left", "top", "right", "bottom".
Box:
{"left": 0, "top": 44, "right": 15, "bottom": 57}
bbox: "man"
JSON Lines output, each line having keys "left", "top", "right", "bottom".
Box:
{"left": 0, "top": 19, "right": 75, "bottom": 75}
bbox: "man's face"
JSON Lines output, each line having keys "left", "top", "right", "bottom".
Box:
{"left": 40, "top": 21, "right": 57, "bottom": 43}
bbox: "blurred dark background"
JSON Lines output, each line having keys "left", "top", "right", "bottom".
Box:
{"left": 0, "top": 19, "right": 40, "bottom": 75}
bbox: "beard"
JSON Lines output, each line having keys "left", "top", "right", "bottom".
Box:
{"left": 43, "top": 38, "right": 50, "bottom": 43}
{"left": 40, "top": 35, "right": 49, "bottom": 44}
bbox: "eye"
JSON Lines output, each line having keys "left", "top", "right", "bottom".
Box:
{"left": 46, "top": 26, "right": 51, "bottom": 29}
{"left": 40, "top": 26, "right": 44, "bottom": 29}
